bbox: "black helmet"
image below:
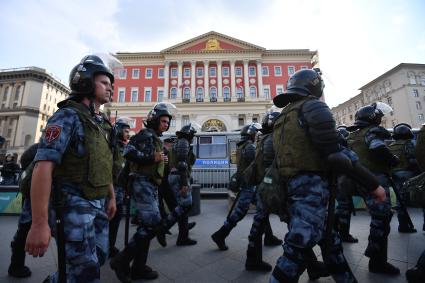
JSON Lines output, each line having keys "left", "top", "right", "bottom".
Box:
{"left": 176, "top": 122, "right": 200, "bottom": 140}
{"left": 353, "top": 102, "right": 392, "bottom": 127}
{"left": 261, "top": 111, "right": 280, "bottom": 133}
{"left": 337, "top": 125, "right": 350, "bottom": 139}
{"left": 114, "top": 118, "right": 130, "bottom": 140}
{"left": 144, "top": 103, "right": 175, "bottom": 131}
{"left": 273, "top": 69, "right": 324, "bottom": 108}
{"left": 69, "top": 55, "right": 115, "bottom": 96}
{"left": 393, "top": 123, "right": 413, "bottom": 140}
{"left": 240, "top": 123, "right": 261, "bottom": 139}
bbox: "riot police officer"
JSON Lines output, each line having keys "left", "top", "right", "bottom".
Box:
{"left": 162, "top": 123, "right": 198, "bottom": 245}
{"left": 1, "top": 154, "right": 20, "bottom": 185}
{"left": 347, "top": 102, "right": 402, "bottom": 275}
{"left": 269, "top": 69, "right": 387, "bottom": 283}
{"left": 25, "top": 54, "right": 118, "bottom": 282}
{"left": 389, "top": 123, "right": 419, "bottom": 233}
{"left": 109, "top": 119, "right": 131, "bottom": 257}
{"left": 8, "top": 143, "right": 39, "bottom": 278}
{"left": 110, "top": 102, "right": 174, "bottom": 283}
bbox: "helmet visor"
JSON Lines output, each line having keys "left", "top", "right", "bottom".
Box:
{"left": 94, "top": 53, "right": 124, "bottom": 75}
{"left": 373, "top": 102, "right": 393, "bottom": 115}
{"left": 188, "top": 122, "right": 202, "bottom": 132}
{"left": 154, "top": 102, "right": 177, "bottom": 117}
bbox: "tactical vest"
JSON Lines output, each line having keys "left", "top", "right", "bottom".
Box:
{"left": 273, "top": 98, "right": 326, "bottom": 177}
{"left": 347, "top": 126, "right": 391, "bottom": 174}
{"left": 388, "top": 140, "right": 410, "bottom": 172}
{"left": 112, "top": 142, "right": 126, "bottom": 184}
{"left": 168, "top": 142, "right": 196, "bottom": 175}
{"left": 129, "top": 129, "right": 164, "bottom": 185}
{"left": 236, "top": 140, "right": 253, "bottom": 175}
{"left": 254, "top": 133, "right": 271, "bottom": 185}
{"left": 53, "top": 101, "right": 113, "bottom": 200}
{"left": 416, "top": 125, "right": 425, "bottom": 171}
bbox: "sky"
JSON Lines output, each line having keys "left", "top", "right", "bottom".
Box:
{"left": 1, "top": 0, "right": 424, "bottom": 108}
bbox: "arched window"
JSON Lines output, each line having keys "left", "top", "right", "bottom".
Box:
{"left": 15, "top": 85, "right": 22, "bottom": 101}
{"left": 408, "top": 71, "right": 416, "bottom": 85}
{"left": 210, "top": 87, "right": 217, "bottom": 102}
{"left": 24, "top": 134, "right": 32, "bottom": 147}
{"left": 196, "top": 87, "right": 204, "bottom": 102}
{"left": 223, "top": 87, "right": 230, "bottom": 102}
{"left": 170, "top": 87, "right": 177, "bottom": 99}
{"left": 183, "top": 87, "right": 190, "bottom": 101}
{"left": 249, "top": 86, "right": 257, "bottom": 98}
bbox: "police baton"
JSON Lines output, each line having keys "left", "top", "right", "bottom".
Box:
{"left": 388, "top": 176, "right": 415, "bottom": 230}
{"left": 53, "top": 178, "right": 66, "bottom": 283}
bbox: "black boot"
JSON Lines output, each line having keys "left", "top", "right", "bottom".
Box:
{"left": 245, "top": 243, "right": 272, "bottom": 271}
{"left": 130, "top": 240, "right": 158, "bottom": 280}
{"left": 306, "top": 250, "right": 330, "bottom": 280}
{"left": 109, "top": 246, "right": 120, "bottom": 258}
{"left": 110, "top": 244, "right": 138, "bottom": 283}
{"left": 264, "top": 217, "right": 282, "bottom": 246}
{"left": 398, "top": 213, "right": 417, "bottom": 233}
{"left": 8, "top": 223, "right": 32, "bottom": 278}
{"left": 368, "top": 239, "right": 399, "bottom": 275}
{"left": 211, "top": 225, "right": 231, "bottom": 251}
{"left": 176, "top": 215, "right": 197, "bottom": 246}
{"left": 406, "top": 266, "right": 425, "bottom": 283}
{"left": 188, "top": 221, "right": 196, "bottom": 230}
{"left": 339, "top": 214, "right": 358, "bottom": 243}
{"left": 154, "top": 224, "right": 167, "bottom": 247}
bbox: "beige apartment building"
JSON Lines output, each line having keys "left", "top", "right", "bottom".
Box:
{"left": 0, "top": 67, "right": 70, "bottom": 162}
{"left": 332, "top": 63, "right": 425, "bottom": 129}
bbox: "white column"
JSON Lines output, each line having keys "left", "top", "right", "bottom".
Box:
{"left": 177, "top": 61, "right": 183, "bottom": 100}
{"left": 191, "top": 60, "right": 196, "bottom": 100}
{"left": 256, "top": 60, "right": 264, "bottom": 100}
{"left": 217, "top": 61, "right": 223, "bottom": 101}
{"left": 204, "top": 60, "right": 209, "bottom": 102}
{"left": 164, "top": 61, "right": 170, "bottom": 100}
{"left": 243, "top": 59, "right": 250, "bottom": 100}
{"left": 230, "top": 60, "right": 236, "bottom": 100}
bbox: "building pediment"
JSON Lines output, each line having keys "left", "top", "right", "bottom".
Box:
{"left": 161, "top": 31, "right": 265, "bottom": 54}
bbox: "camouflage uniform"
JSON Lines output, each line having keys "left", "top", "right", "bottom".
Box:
{"left": 34, "top": 101, "right": 112, "bottom": 283}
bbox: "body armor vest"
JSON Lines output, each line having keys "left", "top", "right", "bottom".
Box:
{"left": 112, "top": 142, "right": 126, "bottom": 184}
{"left": 236, "top": 140, "right": 253, "bottom": 175}
{"left": 168, "top": 143, "right": 196, "bottom": 176}
{"left": 389, "top": 140, "right": 411, "bottom": 172}
{"left": 53, "top": 100, "right": 113, "bottom": 200}
{"left": 347, "top": 126, "right": 391, "bottom": 174}
{"left": 254, "top": 133, "right": 273, "bottom": 185}
{"left": 129, "top": 129, "right": 164, "bottom": 185}
{"left": 273, "top": 98, "right": 326, "bottom": 177}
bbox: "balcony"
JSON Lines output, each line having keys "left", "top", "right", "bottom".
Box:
{"left": 210, "top": 97, "right": 217, "bottom": 103}
{"left": 223, "top": 97, "right": 231, "bottom": 102}
{"left": 196, "top": 98, "right": 204, "bottom": 103}
{"left": 182, "top": 98, "right": 191, "bottom": 103}
{"left": 237, "top": 97, "right": 245, "bottom": 102}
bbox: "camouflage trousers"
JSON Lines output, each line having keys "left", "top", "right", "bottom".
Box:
{"left": 247, "top": 189, "right": 267, "bottom": 248}
{"left": 49, "top": 191, "right": 109, "bottom": 283}
{"left": 392, "top": 170, "right": 415, "bottom": 227}
{"left": 224, "top": 185, "right": 256, "bottom": 229}
{"left": 164, "top": 174, "right": 192, "bottom": 228}
{"left": 270, "top": 174, "right": 355, "bottom": 283}
{"left": 335, "top": 175, "right": 357, "bottom": 232}
{"left": 130, "top": 175, "right": 161, "bottom": 240}
{"left": 19, "top": 197, "right": 32, "bottom": 224}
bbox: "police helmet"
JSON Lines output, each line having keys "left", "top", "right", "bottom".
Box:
{"left": 273, "top": 69, "right": 325, "bottom": 108}
{"left": 337, "top": 125, "right": 350, "bottom": 139}
{"left": 69, "top": 54, "right": 116, "bottom": 96}
{"left": 393, "top": 123, "right": 414, "bottom": 140}
{"left": 241, "top": 123, "right": 261, "bottom": 139}
{"left": 176, "top": 122, "right": 200, "bottom": 140}
{"left": 114, "top": 118, "right": 130, "bottom": 140}
{"left": 144, "top": 102, "right": 176, "bottom": 131}
{"left": 261, "top": 111, "right": 280, "bottom": 133}
{"left": 354, "top": 102, "right": 392, "bottom": 127}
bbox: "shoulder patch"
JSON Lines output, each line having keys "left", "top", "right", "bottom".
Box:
{"left": 45, "top": 125, "right": 62, "bottom": 143}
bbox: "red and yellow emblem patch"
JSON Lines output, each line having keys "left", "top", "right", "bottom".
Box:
{"left": 44, "top": 125, "right": 62, "bottom": 143}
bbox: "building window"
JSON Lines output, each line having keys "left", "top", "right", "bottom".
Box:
{"left": 235, "top": 67, "right": 242, "bottom": 77}
{"left": 170, "top": 87, "right": 177, "bottom": 99}
{"left": 15, "top": 85, "right": 22, "bottom": 101}
{"left": 413, "top": 89, "right": 419, "bottom": 97}
{"left": 132, "top": 69, "right": 140, "bottom": 79}
{"left": 158, "top": 68, "right": 164, "bottom": 78}
{"left": 128, "top": 118, "right": 136, "bottom": 129}
{"left": 419, "top": 114, "right": 424, "bottom": 121}
{"left": 274, "top": 66, "right": 282, "bottom": 76}
{"left": 196, "top": 67, "right": 203, "bottom": 77}
{"left": 182, "top": 115, "right": 190, "bottom": 126}
{"left": 144, "top": 88, "right": 152, "bottom": 102}
{"left": 170, "top": 68, "right": 178, "bottom": 78}
{"left": 118, "top": 88, "right": 125, "bottom": 102}
{"left": 223, "top": 87, "right": 231, "bottom": 102}
{"left": 416, "top": 101, "right": 422, "bottom": 110}
{"left": 288, "top": 66, "right": 295, "bottom": 76}
{"left": 262, "top": 66, "right": 269, "bottom": 76}
{"left": 157, "top": 89, "right": 164, "bottom": 102}
{"left": 252, "top": 114, "right": 259, "bottom": 123}
{"left": 420, "top": 73, "right": 425, "bottom": 86}
{"left": 131, "top": 88, "right": 138, "bottom": 102}
{"left": 249, "top": 86, "right": 257, "bottom": 98}
{"left": 170, "top": 119, "right": 176, "bottom": 128}
{"left": 210, "top": 87, "right": 217, "bottom": 102}
{"left": 119, "top": 69, "right": 127, "bottom": 79}
{"left": 222, "top": 67, "right": 229, "bottom": 77}
{"left": 196, "top": 87, "right": 204, "bottom": 102}
{"left": 276, "top": 84, "right": 284, "bottom": 95}
{"left": 408, "top": 71, "right": 416, "bottom": 84}
{"left": 183, "top": 87, "right": 190, "bottom": 101}
{"left": 386, "top": 97, "right": 392, "bottom": 105}
{"left": 145, "top": 68, "right": 152, "bottom": 79}
{"left": 248, "top": 66, "right": 256, "bottom": 77}
{"left": 209, "top": 67, "right": 216, "bottom": 77}
{"left": 238, "top": 115, "right": 245, "bottom": 126}
{"left": 236, "top": 87, "right": 244, "bottom": 99}
{"left": 183, "top": 68, "right": 190, "bottom": 78}
{"left": 263, "top": 87, "right": 270, "bottom": 100}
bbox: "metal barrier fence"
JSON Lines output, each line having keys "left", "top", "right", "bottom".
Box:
{"left": 191, "top": 167, "right": 237, "bottom": 193}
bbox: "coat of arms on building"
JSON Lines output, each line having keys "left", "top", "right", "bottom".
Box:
{"left": 202, "top": 119, "right": 226, "bottom": 132}
{"left": 204, "top": 39, "right": 222, "bottom": 51}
